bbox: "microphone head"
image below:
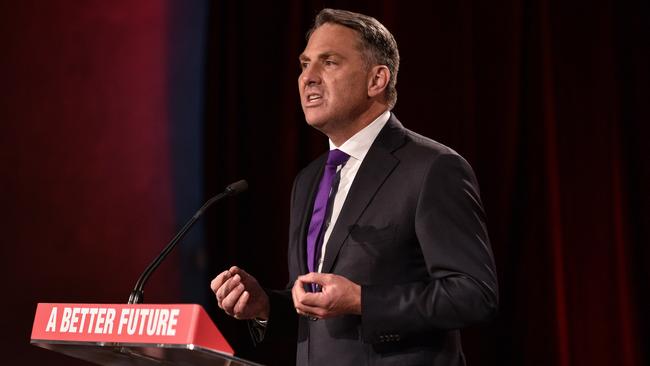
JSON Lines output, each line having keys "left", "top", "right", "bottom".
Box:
{"left": 226, "top": 179, "right": 248, "bottom": 195}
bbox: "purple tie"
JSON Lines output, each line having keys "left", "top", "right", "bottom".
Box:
{"left": 306, "top": 149, "right": 350, "bottom": 274}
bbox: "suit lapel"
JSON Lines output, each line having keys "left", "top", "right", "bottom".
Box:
{"left": 296, "top": 155, "right": 327, "bottom": 275}
{"left": 321, "top": 115, "right": 407, "bottom": 274}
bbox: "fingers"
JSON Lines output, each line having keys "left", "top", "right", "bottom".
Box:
{"left": 291, "top": 273, "right": 361, "bottom": 318}
{"left": 292, "top": 274, "right": 319, "bottom": 307}
{"left": 299, "top": 272, "right": 328, "bottom": 287}
{"left": 294, "top": 285, "right": 325, "bottom": 308}
{"left": 230, "top": 266, "right": 257, "bottom": 289}
{"left": 292, "top": 273, "right": 330, "bottom": 319}
{"left": 212, "top": 270, "right": 244, "bottom": 313}
{"left": 233, "top": 291, "right": 250, "bottom": 318}
{"left": 296, "top": 297, "right": 327, "bottom": 318}
{"left": 219, "top": 274, "right": 241, "bottom": 301}
{"left": 210, "top": 270, "right": 231, "bottom": 293}
{"left": 211, "top": 267, "right": 271, "bottom": 320}
{"left": 210, "top": 266, "right": 246, "bottom": 297}
{"left": 220, "top": 281, "right": 246, "bottom": 316}
{"left": 291, "top": 276, "right": 306, "bottom": 311}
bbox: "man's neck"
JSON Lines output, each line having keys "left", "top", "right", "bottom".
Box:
{"left": 328, "top": 103, "right": 389, "bottom": 146}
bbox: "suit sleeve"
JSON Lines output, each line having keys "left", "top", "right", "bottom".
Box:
{"left": 360, "top": 153, "right": 498, "bottom": 342}
{"left": 247, "top": 288, "right": 296, "bottom": 345}
{"left": 247, "top": 174, "right": 303, "bottom": 345}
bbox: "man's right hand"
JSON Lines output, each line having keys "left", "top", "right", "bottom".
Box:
{"left": 210, "top": 266, "right": 270, "bottom": 320}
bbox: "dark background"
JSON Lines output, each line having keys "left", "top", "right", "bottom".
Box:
{"left": 1, "top": 1, "right": 648, "bottom": 365}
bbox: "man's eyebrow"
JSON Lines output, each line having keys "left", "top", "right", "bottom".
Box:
{"left": 298, "top": 52, "right": 343, "bottom": 62}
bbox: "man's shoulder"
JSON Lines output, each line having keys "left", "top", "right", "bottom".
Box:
{"left": 294, "top": 151, "right": 327, "bottom": 182}
{"left": 384, "top": 116, "right": 461, "bottom": 162}
{"left": 387, "top": 120, "right": 480, "bottom": 189}
{"left": 402, "top": 127, "right": 458, "bottom": 156}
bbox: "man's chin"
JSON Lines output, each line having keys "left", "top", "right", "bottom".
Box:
{"left": 304, "top": 115, "right": 328, "bottom": 130}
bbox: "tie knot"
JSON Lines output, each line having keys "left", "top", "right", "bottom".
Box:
{"left": 327, "top": 149, "right": 350, "bottom": 167}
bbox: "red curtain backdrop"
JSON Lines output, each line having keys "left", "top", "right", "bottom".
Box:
{"left": 0, "top": 2, "right": 179, "bottom": 365}
{"left": 202, "top": 1, "right": 649, "bottom": 365}
{"left": 1, "top": 1, "right": 648, "bottom": 366}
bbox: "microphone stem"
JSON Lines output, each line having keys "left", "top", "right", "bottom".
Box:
{"left": 127, "top": 189, "right": 232, "bottom": 304}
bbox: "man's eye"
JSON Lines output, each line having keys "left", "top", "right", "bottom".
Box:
{"left": 300, "top": 62, "right": 309, "bottom": 70}
{"left": 325, "top": 60, "right": 336, "bottom": 66}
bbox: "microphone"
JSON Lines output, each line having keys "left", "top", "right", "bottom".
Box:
{"left": 127, "top": 179, "right": 248, "bottom": 304}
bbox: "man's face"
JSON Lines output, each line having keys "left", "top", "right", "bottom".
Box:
{"left": 298, "top": 23, "right": 372, "bottom": 133}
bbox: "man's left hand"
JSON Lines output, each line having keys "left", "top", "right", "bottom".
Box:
{"left": 292, "top": 272, "right": 361, "bottom": 319}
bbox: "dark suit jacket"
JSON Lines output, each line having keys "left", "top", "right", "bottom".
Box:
{"left": 263, "top": 114, "right": 498, "bottom": 366}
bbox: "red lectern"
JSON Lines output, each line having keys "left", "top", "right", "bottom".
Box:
{"left": 31, "top": 303, "right": 263, "bottom": 365}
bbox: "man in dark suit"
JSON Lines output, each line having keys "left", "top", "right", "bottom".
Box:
{"left": 211, "top": 8, "right": 498, "bottom": 365}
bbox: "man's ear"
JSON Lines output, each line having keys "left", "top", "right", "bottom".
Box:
{"left": 367, "top": 65, "right": 390, "bottom": 98}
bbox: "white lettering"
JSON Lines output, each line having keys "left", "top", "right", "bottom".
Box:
{"left": 146, "top": 309, "right": 159, "bottom": 335}
{"left": 78, "top": 308, "right": 89, "bottom": 333}
{"left": 156, "top": 309, "right": 169, "bottom": 336}
{"left": 111, "top": 307, "right": 181, "bottom": 337}
{"left": 60, "top": 307, "right": 72, "bottom": 332}
{"left": 45, "top": 306, "right": 120, "bottom": 335}
{"left": 94, "top": 308, "right": 107, "bottom": 334}
{"left": 138, "top": 309, "right": 149, "bottom": 335}
{"left": 117, "top": 309, "right": 129, "bottom": 335}
{"left": 104, "top": 308, "right": 115, "bottom": 334}
{"left": 167, "top": 309, "right": 179, "bottom": 336}
{"left": 69, "top": 307, "right": 80, "bottom": 333}
{"left": 45, "top": 307, "right": 57, "bottom": 332}
{"left": 86, "top": 308, "right": 98, "bottom": 333}
{"left": 127, "top": 309, "right": 138, "bottom": 335}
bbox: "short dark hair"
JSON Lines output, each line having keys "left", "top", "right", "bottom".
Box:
{"left": 307, "top": 8, "right": 400, "bottom": 110}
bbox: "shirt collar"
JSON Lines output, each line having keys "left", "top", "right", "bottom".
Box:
{"left": 328, "top": 110, "right": 391, "bottom": 162}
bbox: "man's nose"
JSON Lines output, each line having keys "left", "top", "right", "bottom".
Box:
{"left": 301, "top": 65, "right": 321, "bottom": 86}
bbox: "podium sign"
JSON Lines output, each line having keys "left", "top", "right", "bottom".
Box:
{"left": 31, "top": 303, "right": 262, "bottom": 366}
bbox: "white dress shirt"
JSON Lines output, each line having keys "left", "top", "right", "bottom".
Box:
{"left": 316, "top": 110, "right": 391, "bottom": 272}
